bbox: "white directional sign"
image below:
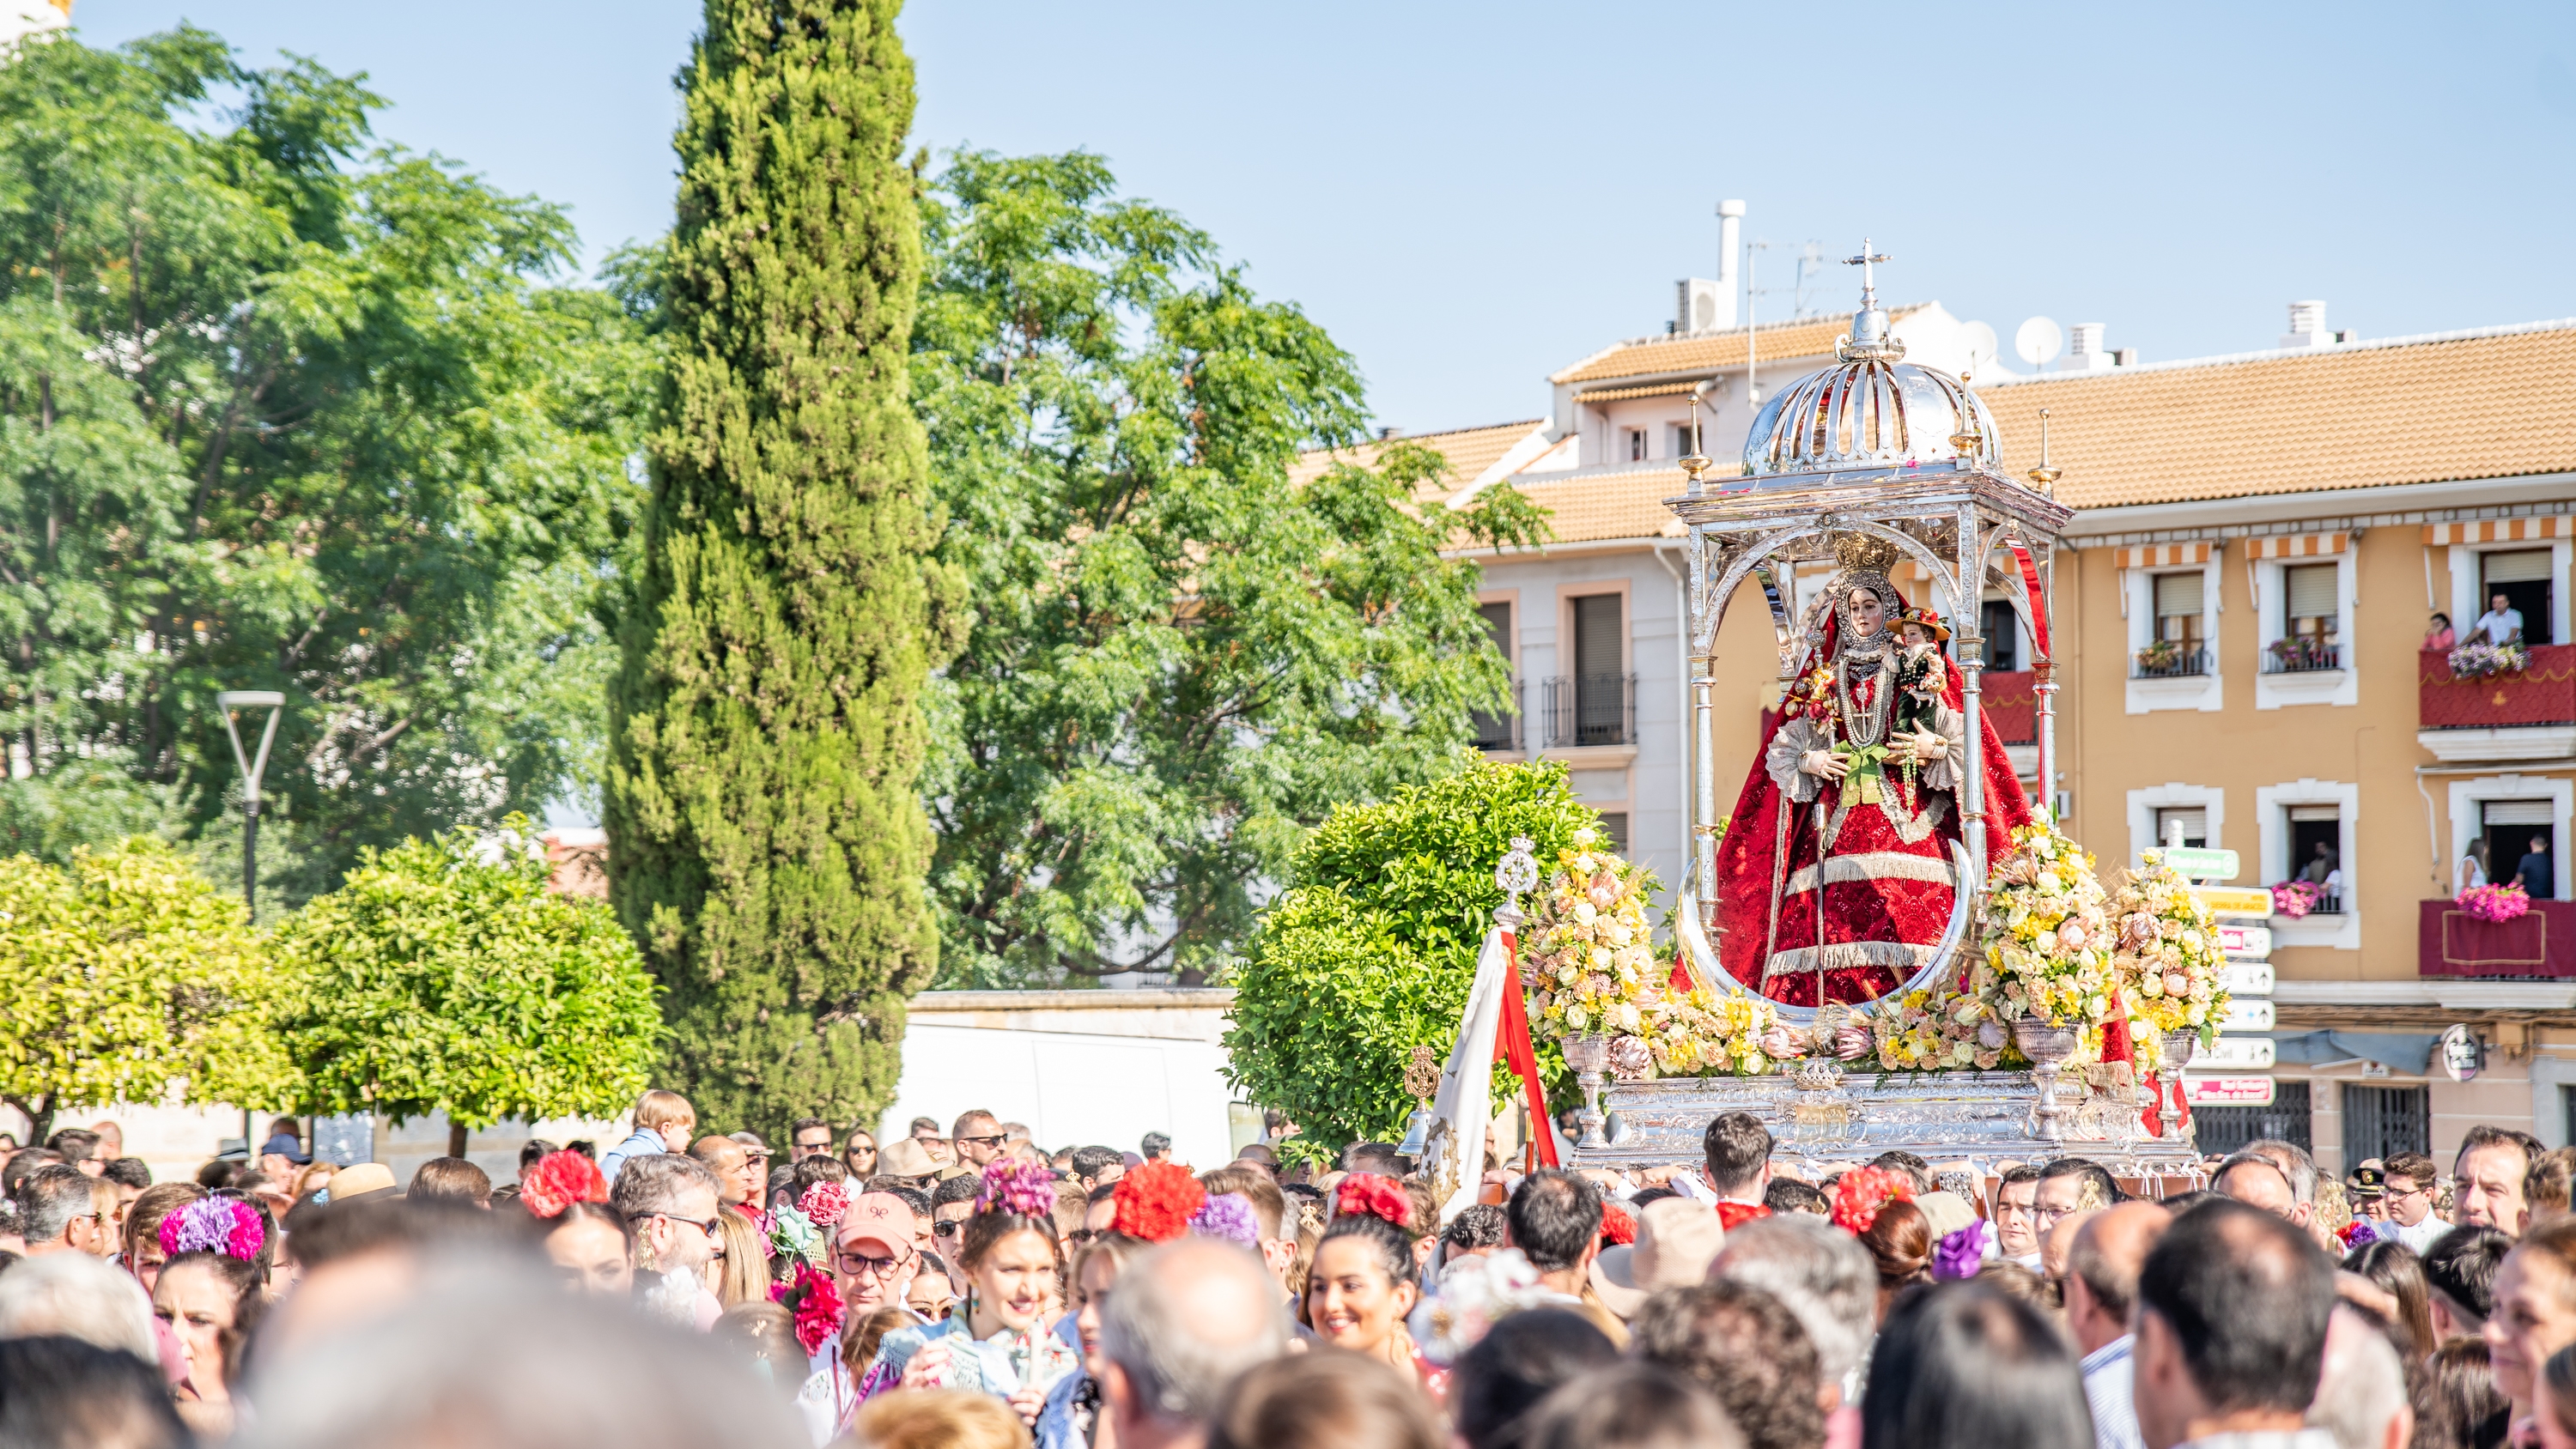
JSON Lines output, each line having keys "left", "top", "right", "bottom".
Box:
{"left": 2221, "top": 961, "right": 2275, "bottom": 997}
{"left": 2198, "top": 1036, "right": 2276, "bottom": 1070}
{"left": 2184, "top": 1076, "right": 2277, "bottom": 1107}
{"left": 2221, "top": 999, "right": 2275, "bottom": 1032}
{"left": 2218, "top": 924, "right": 2273, "bottom": 958}
{"left": 2163, "top": 847, "right": 2240, "bottom": 881}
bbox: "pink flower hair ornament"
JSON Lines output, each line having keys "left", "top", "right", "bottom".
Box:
{"left": 797, "top": 1179, "right": 852, "bottom": 1229}
{"left": 976, "top": 1156, "right": 1058, "bottom": 1218}
{"left": 161, "top": 1197, "right": 264, "bottom": 1262}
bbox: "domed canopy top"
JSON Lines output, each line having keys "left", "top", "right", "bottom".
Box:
{"left": 1740, "top": 243, "right": 2000, "bottom": 481}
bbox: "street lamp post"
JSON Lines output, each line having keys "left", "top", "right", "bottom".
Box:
{"left": 215, "top": 691, "right": 286, "bottom": 923}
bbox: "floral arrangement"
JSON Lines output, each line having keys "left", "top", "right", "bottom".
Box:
{"left": 1190, "top": 1192, "right": 1259, "bottom": 1249}
{"left": 2112, "top": 849, "right": 2230, "bottom": 1070}
{"left": 1599, "top": 1201, "right": 1636, "bottom": 1246}
{"left": 2268, "top": 636, "right": 2337, "bottom": 670}
{"left": 2269, "top": 879, "right": 2324, "bottom": 919}
{"left": 1976, "top": 822, "right": 2114, "bottom": 1031}
{"left": 767, "top": 1207, "right": 823, "bottom": 1270}
{"left": 2459, "top": 882, "right": 2533, "bottom": 923}
{"left": 1932, "top": 1219, "right": 1994, "bottom": 1280}
{"left": 518, "top": 1150, "right": 609, "bottom": 1219}
{"left": 2336, "top": 1218, "right": 2385, "bottom": 1252}
{"left": 1334, "top": 1173, "right": 1412, "bottom": 1228}
{"left": 161, "top": 1197, "right": 264, "bottom": 1261}
{"left": 2135, "top": 639, "right": 2182, "bottom": 672}
{"left": 770, "top": 1259, "right": 844, "bottom": 1355}
{"left": 1867, "top": 988, "right": 2005, "bottom": 1072}
{"left": 1527, "top": 829, "right": 1783, "bottom": 1077}
{"left": 1113, "top": 1161, "right": 1206, "bottom": 1242}
{"left": 1830, "top": 1166, "right": 1914, "bottom": 1234}
{"left": 797, "top": 1179, "right": 852, "bottom": 1229}
{"left": 2449, "top": 639, "right": 2529, "bottom": 679}
{"left": 975, "top": 1157, "right": 1057, "bottom": 1218}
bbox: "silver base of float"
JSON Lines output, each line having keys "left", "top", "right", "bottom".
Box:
{"left": 1571, "top": 1070, "right": 2207, "bottom": 1191}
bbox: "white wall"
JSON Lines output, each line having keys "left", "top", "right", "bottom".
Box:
{"left": 879, "top": 1023, "right": 1238, "bottom": 1169}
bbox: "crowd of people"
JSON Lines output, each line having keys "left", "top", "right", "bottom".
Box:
{"left": 0, "top": 1099, "right": 2570, "bottom": 1449}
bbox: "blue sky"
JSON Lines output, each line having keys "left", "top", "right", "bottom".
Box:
{"left": 77, "top": 1, "right": 2576, "bottom": 434}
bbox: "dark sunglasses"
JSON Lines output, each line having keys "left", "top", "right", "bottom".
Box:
{"left": 933, "top": 1219, "right": 963, "bottom": 1238}
{"left": 954, "top": 1134, "right": 1008, "bottom": 1149}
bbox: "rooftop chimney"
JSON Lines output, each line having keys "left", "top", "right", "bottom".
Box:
{"left": 1714, "top": 200, "right": 1744, "bottom": 330}
{"left": 2280, "top": 300, "right": 2331, "bottom": 349}
{"left": 2064, "top": 322, "right": 2111, "bottom": 371}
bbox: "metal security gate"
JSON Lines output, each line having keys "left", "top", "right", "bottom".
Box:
{"left": 2342, "top": 1085, "right": 2430, "bottom": 1162}
{"left": 2196, "top": 1082, "right": 2313, "bottom": 1156}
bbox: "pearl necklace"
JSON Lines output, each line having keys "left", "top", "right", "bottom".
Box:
{"left": 1837, "top": 646, "right": 1891, "bottom": 749}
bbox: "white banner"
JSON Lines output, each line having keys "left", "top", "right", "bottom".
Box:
{"left": 1425, "top": 925, "right": 1512, "bottom": 1222}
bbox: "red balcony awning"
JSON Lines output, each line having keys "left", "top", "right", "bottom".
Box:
{"left": 2420, "top": 898, "right": 2576, "bottom": 978}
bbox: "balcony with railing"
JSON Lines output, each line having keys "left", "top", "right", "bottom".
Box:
{"left": 2417, "top": 643, "right": 2576, "bottom": 762}
{"left": 2132, "top": 644, "right": 2213, "bottom": 680}
{"left": 2264, "top": 639, "right": 2343, "bottom": 674}
{"left": 2419, "top": 897, "right": 2576, "bottom": 979}
{"left": 1471, "top": 676, "right": 1524, "bottom": 755}
{"left": 1541, "top": 673, "right": 1637, "bottom": 749}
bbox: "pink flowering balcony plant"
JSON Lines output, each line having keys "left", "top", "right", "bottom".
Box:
{"left": 2269, "top": 880, "right": 2324, "bottom": 919}
{"left": 2457, "top": 882, "right": 2532, "bottom": 924}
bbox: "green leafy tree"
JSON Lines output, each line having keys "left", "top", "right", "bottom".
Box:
{"left": 0, "top": 836, "right": 292, "bottom": 1142}
{"left": 916, "top": 152, "right": 1549, "bottom": 989}
{"left": 605, "top": 0, "right": 957, "bottom": 1139}
{"left": 274, "top": 817, "right": 663, "bottom": 1156}
{"left": 1223, "top": 761, "right": 1603, "bottom": 1161}
{"left": 0, "top": 30, "right": 649, "bottom": 893}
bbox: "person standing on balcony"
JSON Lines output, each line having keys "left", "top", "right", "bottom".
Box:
{"left": 2458, "top": 840, "right": 2491, "bottom": 894}
{"left": 2427, "top": 612, "right": 2457, "bottom": 651}
{"left": 2476, "top": 592, "right": 2526, "bottom": 648}
{"left": 2517, "top": 835, "right": 2558, "bottom": 900}
{"left": 2299, "top": 841, "right": 2338, "bottom": 888}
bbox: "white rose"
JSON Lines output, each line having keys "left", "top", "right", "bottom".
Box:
{"left": 1566, "top": 1003, "right": 1590, "bottom": 1030}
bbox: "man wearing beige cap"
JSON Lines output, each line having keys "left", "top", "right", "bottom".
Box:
{"left": 1591, "top": 1198, "right": 1727, "bottom": 1319}
{"left": 831, "top": 1191, "right": 921, "bottom": 1320}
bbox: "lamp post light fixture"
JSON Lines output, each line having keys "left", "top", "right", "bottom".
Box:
{"left": 214, "top": 691, "right": 286, "bottom": 922}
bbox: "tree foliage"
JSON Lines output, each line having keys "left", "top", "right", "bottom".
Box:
{"left": 1222, "top": 761, "right": 1601, "bottom": 1158}
{"left": 605, "top": 0, "right": 957, "bottom": 1138}
{"left": 0, "top": 30, "right": 649, "bottom": 896}
{"left": 0, "top": 836, "right": 292, "bottom": 1141}
{"left": 272, "top": 817, "right": 662, "bottom": 1142}
{"left": 916, "top": 152, "right": 1550, "bottom": 989}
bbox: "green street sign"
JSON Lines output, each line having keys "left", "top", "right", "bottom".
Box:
{"left": 2162, "top": 846, "right": 2239, "bottom": 880}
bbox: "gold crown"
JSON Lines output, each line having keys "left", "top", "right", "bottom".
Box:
{"left": 1832, "top": 534, "right": 1902, "bottom": 573}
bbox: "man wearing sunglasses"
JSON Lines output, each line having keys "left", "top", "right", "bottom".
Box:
{"left": 832, "top": 1191, "right": 922, "bottom": 1322}
{"left": 950, "top": 1110, "right": 1008, "bottom": 1170}
{"left": 610, "top": 1155, "right": 725, "bottom": 1322}
{"left": 928, "top": 1174, "right": 981, "bottom": 1249}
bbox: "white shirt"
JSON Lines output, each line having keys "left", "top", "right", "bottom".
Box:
{"left": 2476, "top": 608, "right": 2524, "bottom": 646}
{"left": 2458, "top": 856, "right": 2488, "bottom": 892}
{"left": 2394, "top": 1213, "right": 2451, "bottom": 1256}
{"left": 2081, "top": 1335, "right": 2143, "bottom": 1449}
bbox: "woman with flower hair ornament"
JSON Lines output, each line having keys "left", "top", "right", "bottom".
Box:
{"left": 153, "top": 1197, "right": 270, "bottom": 1434}
{"left": 854, "top": 1156, "right": 1081, "bottom": 1431}
{"left": 1305, "top": 1174, "right": 1444, "bottom": 1397}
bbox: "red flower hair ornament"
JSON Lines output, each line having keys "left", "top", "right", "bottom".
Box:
{"left": 1334, "top": 1173, "right": 1412, "bottom": 1229}
{"left": 1113, "top": 1161, "right": 1206, "bottom": 1243}
{"left": 1830, "top": 1166, "right": 1916, "bottom": 1235}
{"left": 519, "top": 1150, "right": 610, "bottom": 1220}
{"left": 1599, "top": 1201, "right": 1637, "bottom": 1246}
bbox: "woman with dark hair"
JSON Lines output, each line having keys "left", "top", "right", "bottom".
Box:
{"left": 153, "top": 1250, "right": 266, "bottom": 1436}
{"left": 1211, "top": 1349, "right": 1445, "bottom": 1449}
{"left": 1858, "top": 1200, "right": 1935, "bottom": 1324}
{"left": 2541, "top": 1343, "right": 2576, "bottom": 1449}
{"left": 1862, "top": 1280, "right": 2094, "bottom": 1449}
{"left": 869, "top": 1159, "right": 1080, "bottom": 1428}
{"left": 2422, "top": 1337, "right": 2511, "bottom": 1449}
{"left": 542, "top": 1200, "right": 635, "bottom": 1297}
{"left": 2345, "top": 1239, "right": 2438, "bottom": 1357}
{"left": 1303, "top": 1175, "right": 1431, "bottom": 1386}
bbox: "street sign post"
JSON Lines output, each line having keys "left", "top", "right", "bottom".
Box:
{"left": 2162, "top": 846, "right": 2239, "bottom": 881}
{"left": 2218, "top": 923, "right": 2273, "bottom": 957}
{"left": 2183, "top": 1076, "right": 2277, "bottom": 1107}
{"left": 2220, "top": 961, "right": 2275, "bottom": 997}
{"left": 2198, "top": 1036, "right": 2276, "bottom": 1070}
{"left": 2221, "top": 999, "right": 2275, "bottom": 1032}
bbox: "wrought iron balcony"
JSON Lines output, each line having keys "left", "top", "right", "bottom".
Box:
{"left": 2131, "top": 646, "right": 2213, "bottom": 680}
{"left": 2263, "top": 640, "right": 2343, "bottom": 674}
{"left": 1471, "top": 676, "right": 1523, "bottom": 754}
{"left": 1541, "top": 673, "right": 1638, "bottom": 749}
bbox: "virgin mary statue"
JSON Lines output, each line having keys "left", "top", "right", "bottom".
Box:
{"left": 1712, "top": 536, "right": 2034, "bottom": 1007}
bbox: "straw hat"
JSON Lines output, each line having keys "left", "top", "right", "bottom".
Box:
{"left": 877, "top": 1137, "right": 939, "bottom": 1181}
{"left": 330, "top": 1162, "right": 399, "bottom": 1203}
{"left": 1590, "top": 1198, "right": 1727, "bottom": 1319}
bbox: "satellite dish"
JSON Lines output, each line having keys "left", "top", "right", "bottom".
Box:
{"left": 2014, "top": 317, "right": 2063, "bottom": 367}
{"left": 1961, "top": 320, "right": 1998, "bottom": 374}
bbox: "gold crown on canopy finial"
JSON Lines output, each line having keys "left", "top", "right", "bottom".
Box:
{"left": 1832, "top": 534, "right": 1902, "bottom": 573}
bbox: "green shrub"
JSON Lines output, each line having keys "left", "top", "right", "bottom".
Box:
{"left": 1224, "top": 760, "right": 1604, "bottom": 1159}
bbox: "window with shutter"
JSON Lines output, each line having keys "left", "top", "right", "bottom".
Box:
{"left": 2286, "top": 564, "right": 2338, "bottom": 643}
{"left": 2154, "top": 808, "right": 2208, "bottom": 849}
{"left": 2154, "top": 572, "right": 2203, "bottom": 647}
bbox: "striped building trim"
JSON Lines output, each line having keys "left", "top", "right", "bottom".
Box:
{"left": 2245, "top": 531, "right": 2349, "bottom": 559}
{"left": 1573, "top": 379, "right": 1704, "bottom": 404}
{"left": 2114, "top": 543, "right": 2213, "bottom": 568}
{"left": 2422, "top": 515, "right": 2572, "bottom": 545}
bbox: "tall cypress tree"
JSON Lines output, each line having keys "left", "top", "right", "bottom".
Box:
{"left": 606, "top": 0, "right": 954, "bottom": 1136}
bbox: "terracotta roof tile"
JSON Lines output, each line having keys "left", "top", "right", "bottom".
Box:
{"left": 1286, "top": 419, "right": 1545, "bottom": 492}
{"left": 1978, "top": 323, "right": 2576, "bottom": 510}
{"left": 1552, "top": 306, "right": 1929, "bottom": 386}
{"left": 1499, "top": 468, "right": 1689, "bottom": 546}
